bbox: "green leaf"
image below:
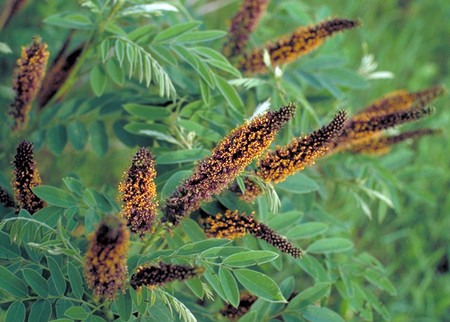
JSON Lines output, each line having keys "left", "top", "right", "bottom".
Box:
{"left": 286, "top": 222, "right": 328, "bottom": 240}
{"left": 203, "top": 270, "right": 227, "bottom": 302}
{"left": 303, "top": 306, "right": 345, "bottom": 322}
{"left": 177, "top": 119, "right": 222, "bottom": 142}
{"left": 173, "top": 46, "right": 215, "bottom": 88}
{"left": 268, "top": 211, "right": 303, "bottom": 232}
{"left": 64, "top": 306, "right": 89, "bottom": 321}
{"left": 23, "top": 268, "right": 49, "bottom": 297}
{"left": 177, "top": 239, "right": 231, "bottom": 255}
{"left": 185, "top": 278, "right": 204, "bottom": 299}
{"left": 29, "top": 300, "right": 52, "bottom": 322}
{"left": 89, "top": 121, "right": 108, "bottom": 157}
{"left": 306, "top": 238, "right": 354, "bottom": 254}
{"left": 62, "top": 177, "right": 84, "bottom": 196}
{"left": 105, "top": 59, "right": 125, "bottom": 86}
{"left": 6, "top": 302, "right": 25, "bottom": 322}
{"left": 364, "top": 269, "right": 397, "bottom": 296}
{"left": 115, "top": 39, "right": 125, "bottom": 66}
{"left": 47, "top": 124, "right": 67, "bottom": 155}
{"left": 32, "top": 186, "right": 76, "bottom": 208}
{"left": 234, "top": 269, "right": 286, "bottom": 303}
{"left": 160, "top": 170, "right": 192, "bottom": 200}
{"left": 276, "top": 173, "right": 319, "bottom": 194}
{"left": 55, "top": 299, "right": 73, "bottom": 318}
{"left": 287, "top": 283, "right": 330, "bottom": 311}
{"left": 176, "top": 30, "right": 227, "bottom": 43}
{"left": 67, "top": 262, "right": 84, "bottom": 299}
{"left": 89, "top": 66, "right": 107, "bottom": 96}
{"left": 0, "top": 231, "right": 21, "bottom": 259}
{"left": 0, "top": 265, "right": 28, "bottom": 297}
{"left": 201, "top": 246, "right": 249, "bottom": 258}
{"left": 222, "top": 250, "right": 279, "bottom": 267}
{"left": 115, "top": 291, "right": 132, "bottom": 321}
{"left": 219, "top": 267, "right": 240, "bottom": 307}
{"left": 156, "top": 149, "right": 210, "bottom": 165}
{"left": 47, "top": 256, "right": 67, "bottom": 296}
{"left": 123, "top": 103, "right": 171, "bottom": 120}
{"left": 214, "top": 75, "right": 244, "bottom": 114}
{"left": 153, "top": 21, "right": 201, "bottom": 43}
{"left": 67, "top": 121, "right": 88, "bottom": 151}
{"left": 44, "top": 12, "right": 92, "bottom": 29}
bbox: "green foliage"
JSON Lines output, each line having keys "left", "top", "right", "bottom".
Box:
{"left": 0, "top": 0, "right": 449, "bottom": 322}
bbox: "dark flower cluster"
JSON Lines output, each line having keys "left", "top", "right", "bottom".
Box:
{"left": 239, "top": 18, "right": 359, "bottom": 74}
{"left": 222, "top": 0, "right": 269, "bottom": 58}
{"left": 118, "top": 147, "right": 158, "bottom": 237}
{"left": 38, "top": 36, "right": 83, "bottom": 108}
{"left": 12, "top": 141, "right": 44, "bottom": 214}
{"left": 130, "top": 262, "right": 203, "bottom": 289}
{"left": 220, "top": 293, "right": 257, "bottom": 320}
{"left": 0, "top": 186, "right": 16, "bottom": 208}
{"left": 9, "top": 36, "right": 49, "bottom": 130}
{"left": 333, "top": 85, "right": 444, "bottom": 153}
{"left": 202, "top": 210, "right": 303, "bottom": 258}
{"left": 240, "top": 110, "right": 347, "bottom": 201}
{"left": 162, "top": 104, "right": 296, "bottom": 225}
{"left": 84, "top": 216, "right": 130, "bottom": 300}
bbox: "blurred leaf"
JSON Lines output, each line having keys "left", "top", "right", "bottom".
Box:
{"left": 29, "top": 300, "right": 52, "bottom": 322}
{"left": 185, "top": 278, "right": 204, "bottom": 299}
{"left": 153, "top": 21, "right": 201, "bottom": 43}
{"left": 23, "top": 268, "right": 49, "bottom": 297}
{"left": 115, "top": 291, "right": 132, "bottom": 321}
{"left": 5, "top": 301, "right": 26, "bottom": 322}
{"left": 0, "top": 231, "right": 21, "bottom": 259}
{"left": 67, "top": 262, "right": 84, "bottom": 299}
{"left": 47, "top": 124, "right": 67, "bottom": 155}
{"left": 89, "top": 121, "right": 108, "bottom": 157}
{"left": 156, "top": 149, "right": 210, "bottom": 165}
{"left": 276, "top": 174, "right": 319, "bottom": 194}
{"left": 89, "top": 66, "right": 107, "bottom": 96}
{"left": 287, "top": 283, "right": 330, "bottom": 311}
{"left": 32, "top": 186, "right": 76, "bottom": 208}
{"left": 219, "top": 267, "right": 240, "bottom": 307}
{"left": 234, "top": 269, "right": 286, "bottom": 303}
{"left": 176, "top": 30, "right": 227, "bottom": 43}
{"left": 307, "top": 238, "right": 353, "bottom": 254}
{"left": 177, "top": 239, "right": 231, "bottom": 255}
{"left": 67, "top": 121, "right": 88, "bottom": 150}
{"left": 44, "top": 12, "right": 92, "bottom": 29}
{"left": 62, "top": 177, "right": 84, "bottom": 197}
{"left": 47, "top": 256, "right": 67, "bottom": 296}
{"left": 0, "top": 265, "right": 28, "bottom": 297}
{"left": 222, "top": 250, "right": 279, "bottom": 267}
{"left": 105, "top": 59, "right": 125, "bottom": 86}
{"left": 303, "top": 305, "right": 345, "bottom": 322}
{"left": 286, "top": 222, "right": 328, "bottom": 240}
{"left": 160, "top": 170, "right": 192, "bottom": 200}
{"left": 64, "top": 306, "right": 89, "bottom": 320}
{"left": 123, "top": 103, "right": 171, "bottom": 120}
{"left": 214, "top": 75, "right": 244, "bottom": 114}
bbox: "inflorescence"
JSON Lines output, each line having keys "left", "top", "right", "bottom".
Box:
{"left": 202, "top": 210, "right": 303, "bottom": 258}
{"left": 220, "top": 293, "right": 257, "bottom": 320}
{"left": 84, "top": 216, "right": 130, "bottom": 300}
{"left": 241, "top": 110, "right": 347, "bottom": 201}
{"left": 130, "top": 262, "right": 203, "bottom": 290}
{"left": 9, "top": 36, "right": 49, "bottom": 130}
{"left": 239, "top": 18, "right": 359, "bottom": 74}
{"left": 118, "top": 147, "right": 158, "bottom": 237}
{"left": 12, "top": 140, "right": 44, "bottom": 214}
{"left": 162, "top": 104, "right": 296, "bottom": 226}
{"left": 223, "top": 0, "right": 269, "bottom": 58}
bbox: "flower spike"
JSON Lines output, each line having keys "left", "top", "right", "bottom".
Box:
{"left": 130, "top": 262, "right": 203, "bottom": 289}
{"left": 162, "top": 104, "right": 296, "bottom": 225}
{"left": 239, "top": 18, "right": 359, "bottom": 74}
{"left": 347, "top": 128, "right": 441, "bottom": 155}
{"left": 223, "top": 0, "right": 269, "bottom": 58}
{"left": 220, "top": 293, "right": 257, "bottom": 320}
{"left": 0, "top": 186, "right": 16, "bottom": 209}
{"left": 202, "top": 210, "right": 303, "bottom": 258}
{"left": 9, "top": 36, "right": 49, "bottom": 130}
{"left": 118, "top": 147, "right": 158, "bottom": 237}
{"left": 12, "top": 141, "right": 44, "bottom": 214}
{"left": 84, "top": 216, "right": 129, "bottom": 300}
